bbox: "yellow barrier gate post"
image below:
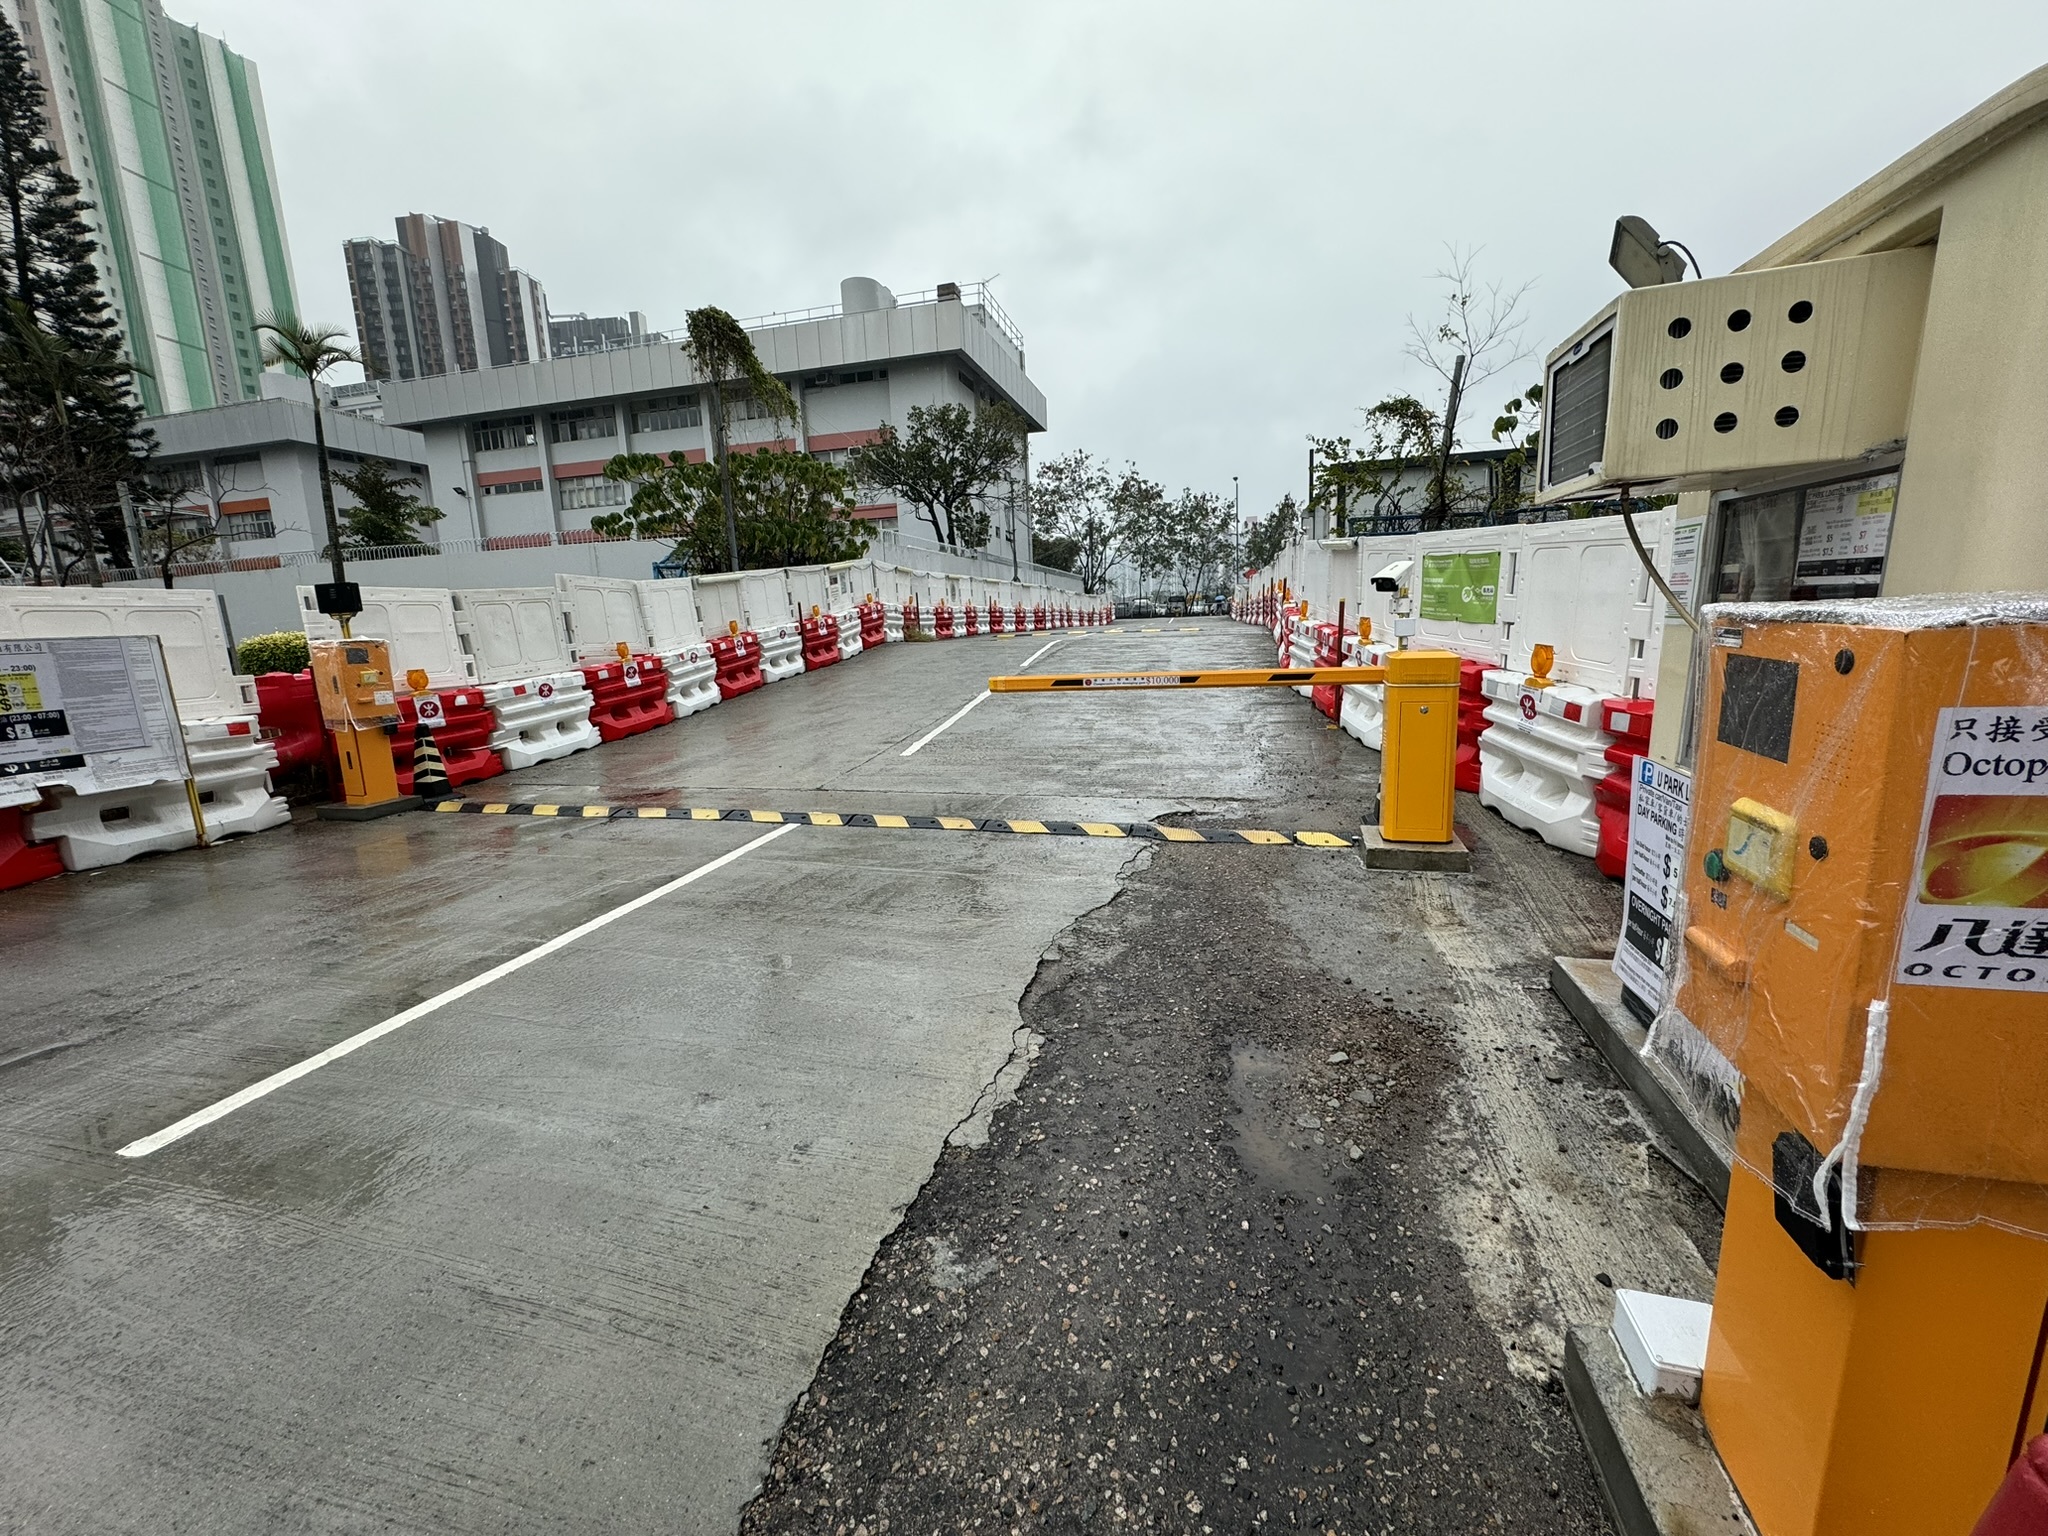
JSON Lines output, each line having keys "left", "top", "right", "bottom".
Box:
{"left": 989, "top": 649, "right": 1470, "bottom": 869}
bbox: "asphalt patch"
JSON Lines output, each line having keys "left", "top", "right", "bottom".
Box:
{"left": 738, "top": 842, "right": 1615, "bottom": 1535}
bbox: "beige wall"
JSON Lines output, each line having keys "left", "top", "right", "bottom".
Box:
{"left": 1742, "top": 66, "right": 2048, "bottom": 597}
{"left": 1648, "top": 66, "right": 2048, "bottom": 767}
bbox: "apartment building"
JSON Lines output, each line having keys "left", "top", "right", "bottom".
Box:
{"left": 378, "top": 276, "right": 1050, "bottom": 559}
{"left": 344, "top": 213, "right": 550, "bottom": 383}
{"left": 2, "top": 0, "right": 298, "bottom": 413}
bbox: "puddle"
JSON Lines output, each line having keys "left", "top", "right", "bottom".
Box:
{"left": 1225, "top": 1038, "right": 1339, "bottom": 1201}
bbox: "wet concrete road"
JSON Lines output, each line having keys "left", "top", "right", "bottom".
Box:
{"left": 0, "top": 625, "right": 1353, "bottom": 1535}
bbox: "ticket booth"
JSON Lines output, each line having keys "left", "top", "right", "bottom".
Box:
{"left": 1676, "top": 595, "right": 2048, "bottom": 1533}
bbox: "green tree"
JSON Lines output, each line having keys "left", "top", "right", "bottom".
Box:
{"left": 1030, "top": 531, "right": 1080, "bottom": 573}
{"left": 1028, "top": 449, "right": 1120, "bottom": 593}
{"left": 849, "top": 401, "right": 1026, "bottom": 551}
{"left": 1165, "top": 489, "right": 1238, "bottom": 600}
{"left": 729, "top": 448, "right": 869, "bottom": 568}
{"left": 594, "top": 447, "right": 868, "bottom": 572}
{"left": 1489, "top": 382, "right": 1544, "bottom": 513}
{"left": 0, "top": 17, "right": 121, "bottom": 352}
{"left": 1309, "top": 394, "right": 1447, "bottom": 533}
{"left": 1242, "top": 495, "right": 1296, "bottom": 572}
{"left": 0, "top": 15, "right": 149, "bottom": 578}
{"left": 330, "top": 458, "right": 444, "bottom": 549}
{"left": 0, "top": 299, "right": 149, "bottom": 584}
{"left": 683, "top": 307, "right": 798, "bottom": 573}
{"left": 254, "top": 317, "right": 356, "bottom": 587}
{"left": 1109, "top": 467, "right": 1172, "bottom": 597}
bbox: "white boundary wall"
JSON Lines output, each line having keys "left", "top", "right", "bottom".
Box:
{"left": 94, "top": 528, "right": 1085, "bottom": 649}
{"left": 451, "top": 587, "right": 576, "bottom": 683}
{"left": 555, "top": 574, "right": 653, "bottom": 660}
{"left": 0, "top": 587, "right": 256, "bottom": 720}
{"left": 637, "top": 578, "right": 702, "bottom": 650}
{"left": 1252, "top": 509, "right": 1676, "bottom": 700}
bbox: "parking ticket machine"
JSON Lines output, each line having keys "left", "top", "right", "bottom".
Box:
{"left": 1675, "top": 595, "right": 2048, "bottom": 1534}
{"left": 308, "top": 638, "right": 407, "bottom": 812}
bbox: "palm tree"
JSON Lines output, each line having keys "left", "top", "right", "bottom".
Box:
{"left": 255, "top": 315, "right": 356, "bottom": 588}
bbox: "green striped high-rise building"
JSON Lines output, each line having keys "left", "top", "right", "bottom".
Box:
{"left": 3, "top": 0, "right": 297, "bottom": 414}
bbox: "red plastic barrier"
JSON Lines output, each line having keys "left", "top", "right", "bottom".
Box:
{"left": 1974, "top": 1436, "right": 2048, "bottom": 1535}
{"left": 395, "top": 686, "right": 504, "bottom": 793}
{"left": 858, "top": 600, "right": 886, "bottom": 647}
{"left": 577, "top": 656, "right": 674, "bottom": 742}
{"left": 711, "top": 632, "right": 764, "bottom": 699}
{"left": 988, "top": 603, "right": 1007, "bottom": 634}
{"left": 963, "top": 603, "right": 981, "bottom": 636}
{"left": 903, "top": 596, "right": 921, "bottom": 634}
{"left": 1593, "top": 697, "right": 1656, "bottom": 879}
{"left": 255, "top": 669, "right": 332, "bottom": 776}
{"left": 1455, "top": 661, "right": 1491, "bottom": 794}
{"left": 800, "top": 613, "right": 842, "bottom": 670}
{"left": 1310, "top": 622, "right": 1343, "bottom": 720}
{"left": 0, "top": 805, "right": 64, "bottom": 892}
{"left": 932, "top": 602, "right": 954, "bottom": 639}
{"left": 1032, "top": 605, "right": 1047, "bottom": 631}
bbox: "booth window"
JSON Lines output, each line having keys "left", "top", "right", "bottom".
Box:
{"left": 1712, "top": 469, "right": 1899, "bottom": 605}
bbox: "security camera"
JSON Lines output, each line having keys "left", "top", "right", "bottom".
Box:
{"left": 1370, "top": 559, "right": 1413, "bottom": 593}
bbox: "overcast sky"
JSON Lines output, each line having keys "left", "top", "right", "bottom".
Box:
{"left": 177, "top": 1, "right": 2048, "bottom": 521}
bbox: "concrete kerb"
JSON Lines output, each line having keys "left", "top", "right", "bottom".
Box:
{"left": 1564, "top": 1327, "right": 1757, "bottom": 1536}
{"left": 1548, "top": 957, "right": 1732, "bottom": 1208}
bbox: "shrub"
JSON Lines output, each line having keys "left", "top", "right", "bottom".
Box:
{"left": 236, "top": 630, "right": 310, "bottom": 676}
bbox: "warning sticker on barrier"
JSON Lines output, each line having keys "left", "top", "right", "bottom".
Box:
{"left": 1614, "top": 759, "right": 1692, "bottom": 1006}
{"left": 0, "top": 636, "right": 189, "bottom": 797}
{"left": 1895, "top": 706, "right": 2048, "bottom": 994}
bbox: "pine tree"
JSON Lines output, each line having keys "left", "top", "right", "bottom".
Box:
{"left": 0, "top": 11, "right": 149, "bottom": 580}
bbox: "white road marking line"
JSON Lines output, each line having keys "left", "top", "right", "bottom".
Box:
{"left": 900, "top": 638, "right": 1063, "bottom": 757}
{"left": 115, "top": 822, "right": 802, "bottom": 1159}
{"left": 900, "top": 691, "right": 991, "bottom": 756}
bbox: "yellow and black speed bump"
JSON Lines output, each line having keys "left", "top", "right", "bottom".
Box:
{"left": 430, "top": 799, "right": 1352, "bottom": 847}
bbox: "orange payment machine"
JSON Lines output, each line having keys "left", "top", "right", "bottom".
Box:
{"left": 1676, "top": 595, "right": 2048, "bottom": 1534}
{"left": 308, "top": 637, "right": 417, "bottom": 819}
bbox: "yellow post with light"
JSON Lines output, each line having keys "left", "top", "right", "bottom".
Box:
{"left": 309, "top": 638, "right": 416, "bottom": 819}
{"left": 1675, "top": 598, "right": 2048, "bottom": 1535}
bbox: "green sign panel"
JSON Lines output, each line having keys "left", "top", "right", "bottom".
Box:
{"left": 1419, "top": 551, "right": 1501, "bottom": 624}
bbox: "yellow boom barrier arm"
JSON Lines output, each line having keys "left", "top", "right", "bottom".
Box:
{"left": 988, "top": 649, "right": 1465, "bottom": 845}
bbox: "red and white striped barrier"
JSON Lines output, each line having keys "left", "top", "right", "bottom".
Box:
{"left": 759, "top": 620, "right": 804, "bottom": 683}
{"left": 659, "top": 642, "right": 721, "bottom": 718}
{"left": 582, "top": 656, "right": 675, "bottom": 741}
{"left": 1476, "top": 672, "right": 1618, "bottom": 857}
{"left": 484, "top": 672, "right": 599, "bottom": 769}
